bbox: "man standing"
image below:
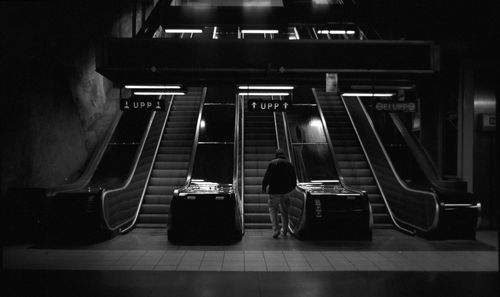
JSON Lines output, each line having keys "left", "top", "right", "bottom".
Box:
{"left": 262, "top": 148, "right": 297, "bottom": 239}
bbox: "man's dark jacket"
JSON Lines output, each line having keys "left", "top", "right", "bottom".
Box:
{"left": 262, "top": 155, "right": 297, "bottom": 194}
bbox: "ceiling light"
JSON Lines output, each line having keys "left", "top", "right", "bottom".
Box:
{"left": 238, "top": 92, "right": 290, "bottom": 96}
{"left": 342, "top": 93, "right": 394, "bottom": 97}
{"left": 238, "top": 86, "right": 294, "bottom": 90}
{"left": 125, "top": 85, "right": 182, "bottom": 89}
{"left": 164, "top": 29, "right": 202, "bottom": 33}
{"left": 317, "top": 30, "right": 356, "bottom": 35}
{"left": 241, "top": 29, "right": 279, "bottom": 34}
{"left": 134, "top": 92, "right": 186, "bottom": 95}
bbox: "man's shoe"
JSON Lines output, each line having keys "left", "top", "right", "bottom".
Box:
{"left": 281, "top": 229, "right": 288, "bottom": 236}
{"left": 272, "top": 231, "right": 280, "bottom": 239}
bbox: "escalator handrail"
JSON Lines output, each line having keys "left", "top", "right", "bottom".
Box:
{"left": 233, "top": 92, "right": 244, "bottom": 234}
{"left": 183, "top": 87, "right": 207, "bottom": 187}
{"left": 100, "top": 110, "right": 157, "bottom": 231}
{"left": 46, "top": 111, "right": 123, "bottom": 195}
{"left": 312, "top": 88, "right": 349, "bottom": 188}
{"left": 389, "top": 113, "right": 464, "bottom": 193}
{"left": 240, "top": 95, "right": 246, "bottom": 230}
{"left": 343, "top": 96, "right": 439, "bottom": 233}
{"left": 281, "top": 108, "right": 308, "bottom": 231}
{"left": 119, "top": 95, "right": 176, "bottom": 233}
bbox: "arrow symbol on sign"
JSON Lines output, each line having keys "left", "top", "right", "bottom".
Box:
{"left": 251, "top": 102, "right": 257, "bottom": 109}
{"left": 283, "top": 102, "right": 289, "bottom": 109}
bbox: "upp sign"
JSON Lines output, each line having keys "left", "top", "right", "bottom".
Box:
{"left": 247, "top": 99, "right": 292, "bottom": 112}
{"left": 120, "top": 99, "right": 166, "bottom": 111}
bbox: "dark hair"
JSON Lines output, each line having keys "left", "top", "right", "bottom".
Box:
{"left": 275, "top": 148, "right": 285, "bottom": 158}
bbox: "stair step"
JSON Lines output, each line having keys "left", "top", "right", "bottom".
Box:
{"left": 143, "top": 194, "right": 173, "bottom": 204}
{"left": 149, "top": 177, "right": 186, "bottom": 186}
{"left": 151, "top": 169, "right": 188, "bottom": 178}
{"left": 135, "top": 223, "right": 168, "bottom": 229}
{"left": 244, "top": 193, "right": 268, "bottom": 203}
{"left": 146, "top": 184, "right": 178, "bottom": 195}
{"left": 245, "top": 223, "right": 272, "bottom": 229}
{"left": 154, "top": 161, "right": 190, "bottom": 169}
{"left": 244, "top": 213, "right": 271, "bottom": 223}
{"left": 340, "top": 169, "right": 372, "bottom": 177}
{"left": 244, "top": 168, "right": 267, "bottom": 177}
{"left": 244, "top": 203, "right": 268, "bottom": 213}
{"left": 343, "top": 177, "right": 376, "bottom": 185}
{"left": 141, "top": 204, "right": 170, "bottom": 214}
{"left": 138, "top": 214, "right": 168, "bottom": 224}
{"left": 338, "top": 161, "right": 369, "bottom": 169}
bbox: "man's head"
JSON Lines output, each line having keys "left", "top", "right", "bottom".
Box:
{"left": 275, "top": 148, "right": 285, "bottom": 158}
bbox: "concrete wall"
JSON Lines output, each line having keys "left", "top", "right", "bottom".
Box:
{"left": 1, "top": 1, "right": 157, "bottom": 197}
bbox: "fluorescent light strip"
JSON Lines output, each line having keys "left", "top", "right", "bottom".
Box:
{"left": 125, "top": 85, "right": 182, "bottom": 89}
{"left": 241, "top": 29, "right": 279, "bottom": 34}
{"left": 134, "top": 92, "right": 186, "bottom": 95}
{"left": 342, "top": 93, "right": 394, "bottom": 97}
{"left": 317, "top": 30, "right": 356, "bottom": 35}
{"left": 164, "top": 29, "right": 202, "bottom": 33}
{"left": 238, "top": 86, "right": 294, "bottom": 90}
{"left": 212, "top": 26, "right": 218, "bottom": 39}
{"left": 238, "top": 92, "right": 290, "bottom": 96}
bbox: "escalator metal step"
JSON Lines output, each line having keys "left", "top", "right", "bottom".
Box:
{"left": 244, "top": 223, "right": 272, "bottom": 229}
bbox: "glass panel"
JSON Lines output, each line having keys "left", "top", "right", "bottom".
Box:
{"left": 205, "top": 87, "right": 236, "bottom": 103}
{"left": 292, "top": 144, "right": 338, "bottom": 182}
{"left": 287, "top": 106, "right": 327, "bottom": 143}
{"left": 198, "top": 105, "right": 235, "bottom": 142}
{"left": 370, "top": 112, "right": 431, "bottom": 189}
{"left": 292, "top": 87, "right": 316, "bottom": 104}
{"left": 192, "top": 144, "right": 233, "bottom": 184}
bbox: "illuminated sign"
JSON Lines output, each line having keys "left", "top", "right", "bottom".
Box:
{"left": 120, "top": 99, "right": 165, "bottom": 111}
{"left": 247, "top": 99, "right": 292, "bottom": 112}
{"left": 374, "top": 101, "right": 416, "bottom": 113}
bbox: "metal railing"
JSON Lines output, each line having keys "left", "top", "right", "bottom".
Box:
{"left": 119, "top": 95, "right": 176, "bottom": 233}
{"left": 343, "top": 96, "right": 439, "bottom": 233}
{"left": 100, "top": 110, "right": 157, "bottom": 231}
{"left": 182, "top": 87, "right": 207, "bottom": 188}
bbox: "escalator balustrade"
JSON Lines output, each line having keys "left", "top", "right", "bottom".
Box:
{"left": 168, "top": 89, "right": 242, "bottom": 243}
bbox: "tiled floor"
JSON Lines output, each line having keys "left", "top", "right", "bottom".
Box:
{"left": 3, "top": 229, "right": 498, "bottom": 272}
{"left": 3, "top": 229, "right": 498, "bottom": 297}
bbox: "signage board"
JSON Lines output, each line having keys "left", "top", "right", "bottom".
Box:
{"left": 120, "top": 98, "right": 165, "bottom": 111}
{"left": 374, "top": 101, "right": 416, "bottom": 113}
{"left": 325, "top": 73, "right": 338, "bottom": 93}
{"left": 247, "top": 99, "right": 292, "bottom": 112}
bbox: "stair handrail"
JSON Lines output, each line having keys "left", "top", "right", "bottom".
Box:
{"left": 343, "top": 96, "right": 439, "bottom": 233}
{"left": 280, "top": 103, "right": 309, "bottom": 232}
{"left": 119, "top": 95, "right": 176, "bottom": 233}
{"left": 240, "top": 95, "right": 246, "bottom": 231}
{"left": 100, "top": 110, "right": 157, "bottom": 231}
{"left": 389, "top": 113, "right": 467, "bottom": 193}
{"left": 312, "top": 88, "right": 349, "bottom": 188}
{"left": 183, "top": 87, "right": 207, "bottom": 188}
{"left": 46, "top": 110, "right": 123, "bottom": 195}
{"left": 233, "top": 93, "right": 244, "bottom": 234}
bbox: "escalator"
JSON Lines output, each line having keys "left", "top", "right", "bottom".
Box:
{"left": 32, "top": 106, "right": 164, "bottom": 242}
{"left": 242, "top": 109, "right": 277, "bottom": 230}
{"left": 338, "top": 94, "right": 479, "bottom": 239}
{"left": 168, "top": 87, "right": 242, "bottom": 243}
{"left": 314, "top": 89, "right": 392, "bottom": 228}
{"left": 278, "top": 93, "right": 371, "bottom": 240}
{"left": 135, "top": 87, "right": 204, "bottom": 228}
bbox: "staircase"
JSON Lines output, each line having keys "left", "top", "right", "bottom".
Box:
{"left": 135, "top": 88, "right": 203, "bottom": 228}
{"left": 243, "top": 112, "right": 277, "bottom": 229}
{"left": 315, "top": 89, "right": 392, "bottom": 228}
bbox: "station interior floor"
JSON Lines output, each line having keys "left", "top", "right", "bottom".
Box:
{"left": 3, "top": 228, "right": 498, "bottom": 297}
